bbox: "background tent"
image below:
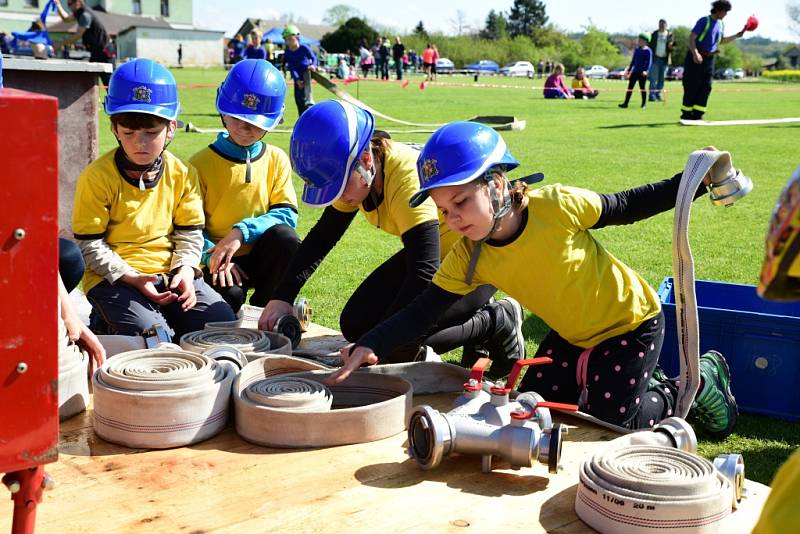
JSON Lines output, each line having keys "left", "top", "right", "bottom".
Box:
{"left": 260, "top": 26, "right": 320, "bottom": 47}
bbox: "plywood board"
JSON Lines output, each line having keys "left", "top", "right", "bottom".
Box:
{"left": 0, "top": 394, "right": 769, "bottom": 533}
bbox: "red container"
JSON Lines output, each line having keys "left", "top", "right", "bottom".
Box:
{"left": 0, "top": 88, "right": 60, "bottom": 473}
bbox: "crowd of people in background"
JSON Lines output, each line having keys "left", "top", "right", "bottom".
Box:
{"left": 0, "top": 0, "right": 753, "bottom": 121}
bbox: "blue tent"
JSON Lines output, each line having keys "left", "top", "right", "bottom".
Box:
{"left": 261, "top": 26, "right": 320, "bottom": 47}
{"left": 261, "top": 27, "right": 285, "bottom": 45}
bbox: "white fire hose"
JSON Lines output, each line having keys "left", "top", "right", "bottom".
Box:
{"left": 58, "top": 319, "right": 90, "bottom": 421}
{"left": 573, "top": 150, "right": 752, "bottom": 532}
{"left": 233, "top": 357, "right": 412, "bottom": 448}
{"left": 92, "top": 348, "right": 235, "bottom": 449}
{"left": 180, "top": 328, "right": 273, "bottom": 355}
{"left": 575, "top": 418, "right": 745, "bottom": 533}
{"left": 672, "top": 150, "right": 752, "bottom": 417}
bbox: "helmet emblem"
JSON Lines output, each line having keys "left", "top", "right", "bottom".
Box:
{"left": 131, "top": 85, "right": 152, "bottom": 103}
{"left": 421, "top": 158, "right": 439, "bottom": 181}
{"left": 241, "top": 93, "right": 261, "bottom": 111}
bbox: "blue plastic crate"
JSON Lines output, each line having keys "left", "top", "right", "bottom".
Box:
{"left": 658, "top": 277, "right": 800, "bottom": 421}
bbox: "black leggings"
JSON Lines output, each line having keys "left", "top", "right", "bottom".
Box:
{"left": 622, "top": 72, "right": 647, "bottom": 107}
{"left": 203, "top": 224, "right": 300, "bottom": 313}
{"left": 519, "top": 310, "right": 676, "bottom": 430}
{"left": 340, "top": 248, "right": 495, "bottom": 362}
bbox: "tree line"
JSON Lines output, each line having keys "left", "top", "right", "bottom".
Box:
{"left": 319, "top": 0, "right": 796, "bottom": 73}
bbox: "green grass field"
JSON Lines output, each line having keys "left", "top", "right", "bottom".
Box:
{"left": 99, "top": 69, "right": 800, "bottom": 485}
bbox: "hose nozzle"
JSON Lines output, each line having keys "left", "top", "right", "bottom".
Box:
{"left": 706, "top": 154, "right": 752, "bottom": 206}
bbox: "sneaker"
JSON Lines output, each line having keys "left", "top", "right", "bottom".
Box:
{"left": 691, "top": 350, "right": 738, "bottom": 438}
{"left": 680, "top": 110, "right": 693, "bottom": 120}
{"left": 618, "top": 103, "right": 628, "bottom": 108}
{"left": 483, "top": 297, "right": 525, "bottom": 378}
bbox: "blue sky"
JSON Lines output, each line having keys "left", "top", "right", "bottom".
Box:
{"left": 194, "top": 0, "right": 798, "bottom": 42}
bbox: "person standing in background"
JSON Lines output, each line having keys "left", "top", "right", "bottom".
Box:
{"left": 230, "top": 34, "right": 245, "bottom": 64}
{"left": 392, "top": 36, "right": 405, "bottom": 80}
{"left": 52, "top": 0, "right": 112, "bottom": 85}
{"left": 681, "top": 0, "right": 744, "bottom": 120}
{"left": 244, "top": 31, "right": 266, "bottom": 60}
{"left": 282, "top": 24, "right": 317, "bottom": 117}
{"left": 648, "top": 20, "right": 674, "bottom": 101}
{"left": 619, "top": 33, "right": 652, "bottom": 109}
{"left": 177, "top": 43, "right": 183, "bottom": 67}
{"left": 265, "top": 38, "right": 275, "bottom": 64}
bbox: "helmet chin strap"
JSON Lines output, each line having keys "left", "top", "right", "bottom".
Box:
{"left": 355, "top": 149, "right": 376, "bottom": 188}
{"left": 114, "top": 122, "right": 175, "bottom": 191}
{"left": 219, "top": 114, "right": 267, "bottom": 184}
{"left": 465, "top": 172, "right": 512, "bottom": 284}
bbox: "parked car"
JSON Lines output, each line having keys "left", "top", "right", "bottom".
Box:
{"left": 715, "top": 68, "right": 734, "bottom": 80}
{"left": 500, "top": 60, "right": 534, "bottom": 77}
{"left": 435, "top": 57, "right": 455, "bottom": 74}
{"left": 734, "top": 68, "right": 745, "bottom": 79}
{"left": 607, "top": 67, "right": 627, "bottom": 80}
{"left": 584, "top": 65, "right": 609, "bottom": 79}
{"left": 665, "top": 66, "right": 684, "bottom": 81}
{"left": 465, "top": 59, "right": 500, "bottom": 74}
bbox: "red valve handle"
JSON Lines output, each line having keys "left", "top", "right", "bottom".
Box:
{"left": 464, "top": 357, "right": 492, "bottom": 391}
{"left": 505, "top": 357, "right": 553, "bottom": 392}
{"left": 535, "top": 401, "right": 579, "bottom": 412}
{"left": 510, "top": 409, "right": 532, "bottom": 420}
{"left": 489, "top": 357, "right": 554, "bottom": 395}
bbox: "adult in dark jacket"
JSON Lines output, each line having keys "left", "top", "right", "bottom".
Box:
{"left": 392, "top": 36, "right": 405, "bottom": 80}
{"left": 648, "top": 19, "right": 674, "bottom": 101}
{"left": 52, "top": 0, "right": 111, "bottom": 84}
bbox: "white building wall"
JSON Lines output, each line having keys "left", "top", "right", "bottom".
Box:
{"left": 117, "top": 27, "right": 225, "bottom": 67}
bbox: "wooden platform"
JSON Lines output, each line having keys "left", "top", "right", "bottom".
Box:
{"left": 1, "top": 393, "right": 770, "bottom": 533}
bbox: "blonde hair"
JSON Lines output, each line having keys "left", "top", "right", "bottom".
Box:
{"left": 554, "top": 63, "right": 565, "bottom": 74}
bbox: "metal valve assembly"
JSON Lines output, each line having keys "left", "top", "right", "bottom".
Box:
{"left": 407, "top": 357, "right": 578, "bottom": 474}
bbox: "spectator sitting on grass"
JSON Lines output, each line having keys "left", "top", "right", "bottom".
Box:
{"left": 543, "top": 63, "right": 573, "bottom": 99}
{"left": 572, "top": 67, "right": 599, "bottom": 99}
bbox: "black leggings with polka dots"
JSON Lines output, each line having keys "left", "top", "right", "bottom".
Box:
{"left": 518, "top": 310, "right": 676, "bottom": 430}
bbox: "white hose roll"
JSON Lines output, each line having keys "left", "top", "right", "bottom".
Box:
{"left": 245, "top": 376, "right": 333, "bottom": 412}
{"left": 92, "top": 349, "right": 235, "bottom": 449}
{"left": 58, "top": 320, "right": 90, "bottom": 421}
{"left": 234, "top": 358, "right": 412, "bottom": 448}
{"left": 576, "top": 445, "right": 732, "bottom": 533}
{"left": 180, "top": 328, "right": 272, "bottom": 355}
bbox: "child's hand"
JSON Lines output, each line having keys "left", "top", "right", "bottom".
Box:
{"left": 77, "top": 323, "right": 106, "bottom": 374}
{"left": 208, "top": 228, "right": 243, "bottom": 285}
{"left": 297, "top": 80, "right": 305, "bottom": 89}
{"left": 215, "top": 263, "right": 249, "bottom": 288}
{"left": 325, "top": 345, "right": 378, "bottom": 385}
{"left": 170, "top": 265, "right": 197, "bottom": 312}
{"left": 121, "top": 273, "right": 179, "bottom": 305}
{"left": 258, "top": 299, "right": 294, "bottom": 331}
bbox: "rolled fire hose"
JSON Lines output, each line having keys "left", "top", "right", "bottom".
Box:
{"left": 234, "top": 356, "right": 415, "bottom": 448}
{"left": 180, "top": 328, "right": 272, "bottom": 356}
{"left": 58, "top": 319, "right": 90, "bottom": 421}
{"left": 92, "top": 348, "right": 235, "bottom": 449}
{"left": 575, "top": 418, "right": 745, "bottom": 533}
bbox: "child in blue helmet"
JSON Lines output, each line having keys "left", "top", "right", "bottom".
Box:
{"left": 330, "top": 121, "right": 739, "bottom": 438}
{"left": 72, "top": 58, "right": 236, "bottom": 341}
{"left": 189, "top": 59, "right": 300, "bottom": 313}
{"left": 281, "top": 24, "right": 317, "bottom": 118}
{"left": 258, "top": 100, "right": 524, "bottom": 372}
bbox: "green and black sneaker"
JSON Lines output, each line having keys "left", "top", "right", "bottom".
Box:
{"left": 691, "top": 350, "right": 738, "bottom": 438}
